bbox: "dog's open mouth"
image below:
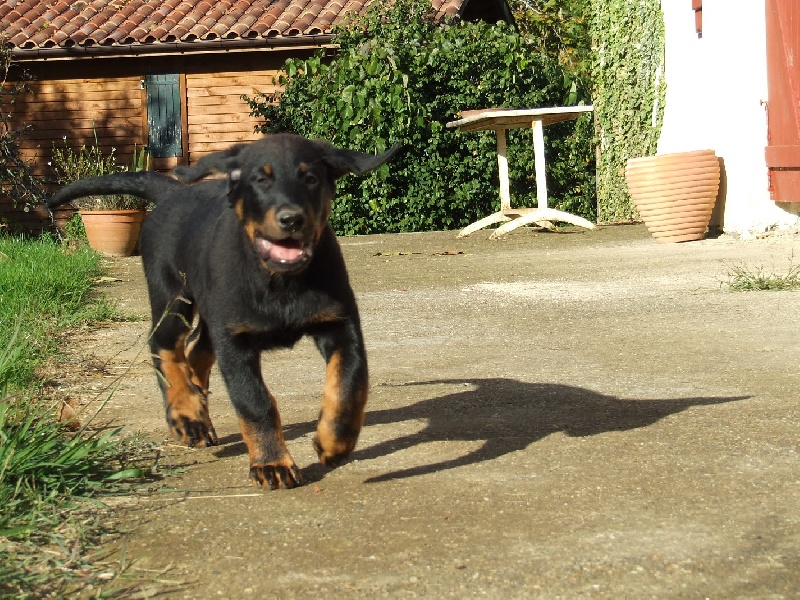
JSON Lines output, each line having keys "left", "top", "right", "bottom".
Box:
{"left": 254, "top": 235, "right": 312, "bottom": 271}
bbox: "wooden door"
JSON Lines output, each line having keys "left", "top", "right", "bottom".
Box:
{"left": 765, "top": 0, "right": 800, "bottom": 202}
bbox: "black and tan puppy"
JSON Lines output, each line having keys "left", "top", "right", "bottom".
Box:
{"left": 49, "top": 134, "right": 400, "bottom": 489}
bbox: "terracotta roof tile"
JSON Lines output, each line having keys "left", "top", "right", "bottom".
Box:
{"left": 1, "top": 0, "right": 483, "bottom": 54}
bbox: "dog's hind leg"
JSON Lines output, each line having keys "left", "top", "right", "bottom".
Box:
{"left": 214, "top": 340, "right": 302, "bottom": 489}
{"left": 312, "top": 322, "right": 369, "bottom": 468}
{"left": 149, "top": 298, "right": 219, "bottom": 448}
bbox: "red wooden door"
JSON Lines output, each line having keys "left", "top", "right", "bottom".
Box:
{"left": 765, "top": 0, "right": 800, "bottom": 202}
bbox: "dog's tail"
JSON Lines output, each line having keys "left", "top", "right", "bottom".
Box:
{"left": 47, "top": 172, "right": 184, "bottom": 209}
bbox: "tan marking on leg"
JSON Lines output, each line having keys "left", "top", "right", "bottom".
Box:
{"left": 314, "top": 351, "right": 367, "bottom": 466}
{"left": 186, "top": 343, "right": 215, "bottom": 392}
{"left": 159, "top": 349, "right": 194, "bottom": 412}
{"left": 238, "top": 391, "right": 301, "bottom": 489}
{"left": 238, "top": 419, "right": 289, "bottom": 466}
{"left": 158, "top": 340, "right": 217, "bottom": 447}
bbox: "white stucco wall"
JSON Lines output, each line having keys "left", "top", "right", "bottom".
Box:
{"left": 657, "top": 0, "right": 799, "bottom": 236}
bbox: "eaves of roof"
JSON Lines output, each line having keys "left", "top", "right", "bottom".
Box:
{"left": 1, "top": 0, "right": 469, "bottom": 61}
{"left": 9, "top": 33, "right": 337, "bottom": 60}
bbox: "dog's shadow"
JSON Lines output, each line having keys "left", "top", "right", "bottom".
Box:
{"left": 215, "top": 378, "right": 749, "bottom": 483}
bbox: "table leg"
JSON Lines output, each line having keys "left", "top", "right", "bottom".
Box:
{"left": 457, "top": 212, "right": 512, "bottom": 238}
{"left": 490, "top": 207, "right": 596, "bottom": 238}
{"left": 496, "top": 128, "right": 511, "bottom": 211}
{"left": 457, "top": 127, "right": 512, "bottom": 237}
{"left": 490, "top": 118, "right": 595, "bottom": 237}
{"left": 456, "top": 116, "right": 595, "bottom": 238}
{"left": 532, "top": 119, "right": 548, "bottom": 210}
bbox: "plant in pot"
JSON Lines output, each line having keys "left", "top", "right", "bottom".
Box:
{"left": 51, "top": 134, "right": 151, "bottom": 256}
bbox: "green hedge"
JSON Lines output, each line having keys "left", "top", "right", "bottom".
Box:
{"left": 247, "top": 0, "right": 595, "bottom": 234}
{"left": 590, "top": 0, "right": 666, "bottom": 222}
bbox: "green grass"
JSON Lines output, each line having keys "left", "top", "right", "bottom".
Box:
{"left": 0, "top": 235, "right": 117, "bottom": 390}
{"left": 0, "top": 385, "right": 150, "bottom": 597}
{"left": 0, "top": 235, "right": 151, "bottom": 597}
{"left": 0, "top": 387, "right": 127, "bottom": 597}
{"left": 723, "top": 261, "right": 800, "bottom": 292}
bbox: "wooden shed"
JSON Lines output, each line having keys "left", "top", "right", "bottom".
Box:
{"left": 0, "top": 0, "right": 513, "bottom": 234}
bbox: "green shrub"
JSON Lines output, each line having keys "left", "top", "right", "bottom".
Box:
{"left": 247, "top": 0, "right": 595, "bottom": 234}
{"left": 589, "top": 0, "right": 666, "bottom": 222}
{"left": 511, "top": 0, "right": 591, "bottom": 80}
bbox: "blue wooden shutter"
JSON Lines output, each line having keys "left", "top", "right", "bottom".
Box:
{"left": 145, "top": 74, "right": 182, "bottom": 158}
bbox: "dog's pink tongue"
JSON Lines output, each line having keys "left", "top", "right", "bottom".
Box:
{"left": 255, "top": 238, "right": 273, "bottom": 261}
{"left": 269, "top": 241, "right": 304, "bottom": 262}
{"left": 255, "top": 238, "right": 305, "bottom": 263}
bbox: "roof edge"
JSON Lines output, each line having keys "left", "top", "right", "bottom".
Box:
{"left": 9, "top": 34, "right": 337, "bottom": 61}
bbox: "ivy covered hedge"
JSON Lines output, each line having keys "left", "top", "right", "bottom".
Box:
{"left": 589, "top": 0, "right": 666, "bottom": 222}
{"left": 247, "top": 0, "right": 595, "bottom": 235}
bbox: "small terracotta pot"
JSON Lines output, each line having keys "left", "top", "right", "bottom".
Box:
{"left": 625, "top": 150, "right": 721, "bottom": 243}
{"left": 79, "top": 210, "right": 147, "bottom": 257}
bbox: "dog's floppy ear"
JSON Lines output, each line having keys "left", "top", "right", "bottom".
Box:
{"left": 315, "top": 141, "right": 403, "bottom": 180}
{"left": 173, "top": 143, "right": 248, "bottom": 182}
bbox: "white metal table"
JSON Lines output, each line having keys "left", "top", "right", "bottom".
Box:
{"left": 446, "top": 106, "right": 595, "bottom": 238}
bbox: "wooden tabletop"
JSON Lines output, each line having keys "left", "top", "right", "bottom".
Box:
{"left": 446, "top": 106, "right": 594, "bottom": 132}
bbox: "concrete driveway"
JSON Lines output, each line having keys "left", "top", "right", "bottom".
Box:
{"left": 80, "top": 223, "right": 799, "bottom": 598}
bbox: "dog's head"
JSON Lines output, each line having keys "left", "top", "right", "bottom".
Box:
{"left": 173, "top": 134, "right": 400, "bottom": 274}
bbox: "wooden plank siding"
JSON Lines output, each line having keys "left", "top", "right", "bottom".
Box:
{"left": 9, "top": 76, "right": 144, "bottom": 178}
{"left": 1, "top": 60, "right": 144, "bottom": 234}
{"left": 1, "top": 50, "right": 307, "bottom": 235}
{"left": 185, "top": 69, "right": 280, "bottom": 160}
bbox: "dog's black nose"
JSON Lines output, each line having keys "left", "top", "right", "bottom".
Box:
{"left": 276, "top": 208, "right": 305, "bottom": 233}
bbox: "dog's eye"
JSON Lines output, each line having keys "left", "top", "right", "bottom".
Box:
{"left": 304, "top": 173, "right": 319, "bottom": 186}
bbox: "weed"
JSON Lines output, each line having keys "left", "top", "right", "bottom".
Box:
{"left": 723, "top": 261, "right": 800, "bottom": 292}
{"left": 63, "top": 211, "right": 87, "bottom": 244}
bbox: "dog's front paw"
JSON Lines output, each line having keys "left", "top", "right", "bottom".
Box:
{"left": 249, "top": 461, "right": 303, "bottom": 490}
{"left": 312, "top": 434, "right": 354, "bottom": 468}
{"left": 168, "top": 413, "right": 219, "bottom": 448}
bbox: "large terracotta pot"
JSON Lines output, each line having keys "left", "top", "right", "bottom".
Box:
{"left": 79, "top": 210, "right": 146, "bottom": 257}
{"left": 625, "top": 150, "right": 721, "bottom": 243}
